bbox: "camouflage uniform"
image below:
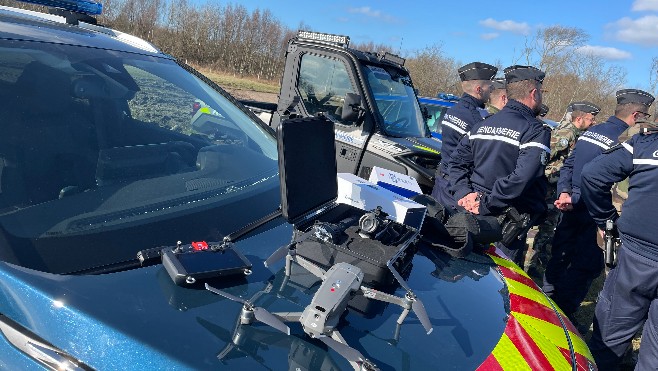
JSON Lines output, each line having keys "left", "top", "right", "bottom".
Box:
{"left": 485, "top": 103, "right": 500, "bottom": 116}
{"left": 526, "top": 119, "right": 581, "bottom": 271}
{"left": 611, "top": 118, "right": 658, "bottom": 211}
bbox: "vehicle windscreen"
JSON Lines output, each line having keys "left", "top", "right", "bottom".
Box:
{"left": 0, "top": 40, "right": 280, "bottom": 274}
{"left": 364, "top": 64, "right": 427, "bottom": 138}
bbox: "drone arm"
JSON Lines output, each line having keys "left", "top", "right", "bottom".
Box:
{"left": 291, "top": 255, "right": 327, "bottom": 279}
{"left": 359, "top": 286, "right": 408, "bottom": 308}
{"left": 270, "top": 311, "right": 303, "bottom": 322}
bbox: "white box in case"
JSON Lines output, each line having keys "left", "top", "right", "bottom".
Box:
{"left": 337, "top": 173, "right": 426, "bottom": 230}
{"left": 368, "top": 166, "right": 422, "bottom": 198}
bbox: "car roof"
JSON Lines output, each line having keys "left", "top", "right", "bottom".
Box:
{"left": 418, "top": 95, "right": 457, "bottom": 108}
{"left": 0, "top": 5, "right": 167, "bottom": 57}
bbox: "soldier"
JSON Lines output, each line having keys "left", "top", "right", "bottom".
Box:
{"left": 485, "top": 78, "right": 507, "bottom": 116}
{"left": 449, "top": 65, "right": 550, "bottom": 266}
{"left": 543, "top": 89, "right": 655, "bottom": 329}
{"left": 581, "top": 123, "right": 658, "bottom": 370}
{"left": 527, "top": 101, "right": 600, "bottom": 274}
{"left": 431, "top": 62, "right": 497, "bottom": 211}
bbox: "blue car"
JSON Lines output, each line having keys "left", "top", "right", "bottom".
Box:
{"left": 417, "top": 94, "right": 459, "bottom": 140}
{"left": 0, "top": 1, "right": 596, "bottom": 370}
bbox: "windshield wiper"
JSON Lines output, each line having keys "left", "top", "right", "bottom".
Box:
{"left": 70, "top": 208, "right": 284, "bottom": 275}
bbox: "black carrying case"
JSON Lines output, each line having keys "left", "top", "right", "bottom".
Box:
{"left": 276, "top": 116, "right": 418, "bottom": 288}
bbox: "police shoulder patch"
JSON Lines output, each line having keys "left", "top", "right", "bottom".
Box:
{"left": 540, "top": 151, "right": 549, "bottom": 165}
{"left": 558, "top": 138, "right": 569, "bottom": 148}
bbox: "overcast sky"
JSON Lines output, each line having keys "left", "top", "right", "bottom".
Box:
{"left": 232, "top": 0, "right": 658, "bottom": 91}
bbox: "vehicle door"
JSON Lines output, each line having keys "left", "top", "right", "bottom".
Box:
{"left": 276, "top": 49, "right": 371, "bottom": 176}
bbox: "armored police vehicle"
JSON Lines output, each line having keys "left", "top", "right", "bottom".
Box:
{"left": 0, "top": 1, "right": 595, "bottom": 370}
{"left": 240, "top": 31, "right": 441, "bottom": 193}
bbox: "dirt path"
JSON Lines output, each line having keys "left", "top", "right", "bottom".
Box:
{"left": 223, "top": 88, "right": 278, "bottom": 104}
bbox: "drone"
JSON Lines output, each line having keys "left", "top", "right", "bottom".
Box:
{"left": 206, "top": 231, "right": 433, "bottom": 371}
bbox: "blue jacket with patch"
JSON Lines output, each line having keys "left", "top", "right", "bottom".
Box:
{"left": 581, "top": 132, "right": 658, "bottom": 260}
{"left": 449, "top": 99, "right": 551, "bottom": 216}
{"left": 557, "top": 116, "right": 629, "bottom": 205}
{"left": 439, "top": 93, "right": 485, "bottom": 175}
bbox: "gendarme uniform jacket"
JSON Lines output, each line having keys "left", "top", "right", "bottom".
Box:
{"left": 449, "top": 99, "right": 551, "bottom": 216}
{"left": 557, "top": 116, "right": 629, "bottom": 206}
{"left": 581, "top": 131, "right": 658, "bottom": 260}
{"left": 438, "top": 93, "right": 485, "bottom": 176}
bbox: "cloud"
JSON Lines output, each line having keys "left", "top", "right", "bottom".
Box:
{"left": 632, "top": 0, "right": 658, "bottom": 11}
{"left": 610, "top": 16, "right": 658, "bottom": 45}
{"left": 480, "top": 33, "right": 500, "bottom": 40}
{"left": 479, "top": 18, "right": 530, "bottom": 35}
{"left": 575, "top": 45, "right": 632, "bottom": 60}
{"left": 347, "top": 6, "right": 399, "bottom": 23}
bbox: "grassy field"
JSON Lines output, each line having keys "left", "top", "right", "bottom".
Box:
{"left": 194, "top": 66, "right": 280, "bottom": 94}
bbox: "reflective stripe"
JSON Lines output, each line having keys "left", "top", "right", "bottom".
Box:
{"left": 441, "top": 120, "right": 467, "bottom": 135}
{"left": 491, "top": 333, "right": 531, "bottom": 370}
{"left": 633, "top": 159, "right": 658, "bottom": 165}
{"left": 470, "top": 134, "right": 520, "bottom": 147}
{"left": 622, "top": 142, "right": 633, "bottom": 154}
{"left": 484, "top": 252, "right": 597, "bottom": 369}
{"left": 578, "top": 136, "right": 610, "bottom": 150}
{"left": 512, "top": 313, "right": 573, "bottom": 370}
{"left": 519, "top": 142, "right": 550, "bottom": 153}
{"left": 506, "top": 277, "right": 552, "bottom": 308}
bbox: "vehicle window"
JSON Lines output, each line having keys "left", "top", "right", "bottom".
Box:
{"left": 298, "top": 53, "right": 356, "bottom": 122}
{"left": 0, "top": 41, "right": 279, "bottom": 274}
{"left": 422, "top": 104, "right": 446, "bottom": 134}
{"left": 364, "top": 64, "right": 427, "bottom": 138}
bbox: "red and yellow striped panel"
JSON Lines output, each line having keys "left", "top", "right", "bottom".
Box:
{"left": 476, "top": 251, "right": 596, "bottom": 370}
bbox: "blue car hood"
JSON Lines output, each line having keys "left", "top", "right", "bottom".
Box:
{"left": 0, "top": 221, "right": 590, "bottom": 370}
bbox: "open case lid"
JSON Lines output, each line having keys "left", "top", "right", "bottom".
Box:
{"left": 277, "top": 116, "right": 338, "bottom": 222}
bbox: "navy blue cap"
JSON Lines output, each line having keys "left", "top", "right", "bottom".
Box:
{"left": 503, "top": 65, "right": 545, "bottom": 84}
{"left": 615, "top": 89, "right": 655, "bottom": 106}
{"left": 539, "top": 104, "right": 549, "bottom": 117}
{"left": 458, "top": 62, "right": 498, "bottom": 81}
{"left": 491, "top": 78, "right": 506, "bottom": 90}
{"left": 567, "top": 101, "right": 601, "bottom": 115}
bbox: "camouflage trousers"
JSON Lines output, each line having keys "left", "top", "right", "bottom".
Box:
{"left": 525, "top": 206, "right": 560, "bottom": 272}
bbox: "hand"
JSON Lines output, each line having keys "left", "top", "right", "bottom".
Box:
{"left": 458, "top": 192, "right": 480, "bottom": 214}
{"left": 598, "top": 228, "right": 605, "bottom": 244}
{"left": 554, "top": 192, "right": 573, "bottom": 211}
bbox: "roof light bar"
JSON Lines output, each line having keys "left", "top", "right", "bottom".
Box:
{"left": 297, "top": 31, "right": 350, "bottom": 47}
{"left": 16, "top": 0, "right": 102, "bottom": 16}
{"left": 379, "top": 52, "right": 405, "bottom": 67}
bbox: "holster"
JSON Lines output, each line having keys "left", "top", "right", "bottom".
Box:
{"left": 496, "top": 207, "right": 538, "bottom": 247}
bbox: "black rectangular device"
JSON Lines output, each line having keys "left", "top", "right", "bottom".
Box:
{"left": 277, "top": 116, "right": 338, "bottom": 223}
{"left": 162, "top": 243, "right": 252, "bottom": 286}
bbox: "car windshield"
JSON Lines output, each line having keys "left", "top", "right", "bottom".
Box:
{"left": 0, "top": 41, "right": 279, "bottom": 274}
{"left": 364, "top": 64, "right": 427, "bottom": 138}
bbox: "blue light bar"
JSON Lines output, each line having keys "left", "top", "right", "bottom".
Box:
{"left": 17, "top": 0, "right": 103, "bottom": 16}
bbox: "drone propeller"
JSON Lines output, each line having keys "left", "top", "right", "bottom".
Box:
{"left": 205, "top": 284, "right": 291, "bottom": 335}
{"left": 264, "top": 244, "right": 292, "bottom": 267}
{"left": 409, "top": 293, "right": 433, "bottom": 335}
{"left": 317, "top": 335, "right": 375, "bottom": 370}
{"left": 385, "top": 263, "right": 433, "bottom": 334}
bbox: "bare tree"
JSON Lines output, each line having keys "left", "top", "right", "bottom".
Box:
{"left": 405, "top": 44, "right": 461, "bottom": 97}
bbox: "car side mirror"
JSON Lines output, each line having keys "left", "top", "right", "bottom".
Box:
{"left": 341, "top": 93, "right": 362, "bottom": 123}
